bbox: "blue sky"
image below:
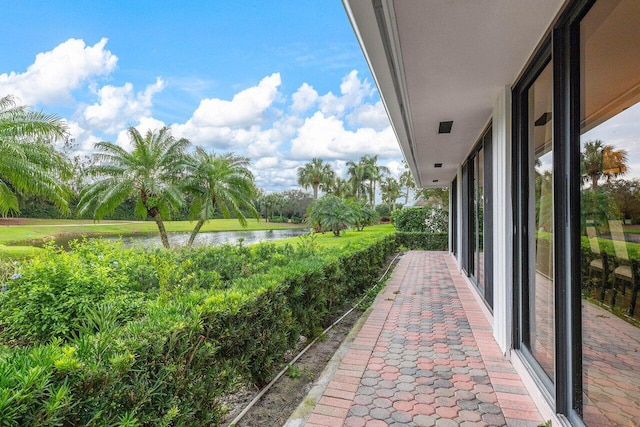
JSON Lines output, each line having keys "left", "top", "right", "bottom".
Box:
{"left": 0, "top": 1, "right": 402, "bottom": 192}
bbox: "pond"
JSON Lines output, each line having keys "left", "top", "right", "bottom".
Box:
{"left": 107, "top": 228, "right": 310, "bottom": 248}
{"left": 44, "top": 228, "right": 311, "bottom": 249}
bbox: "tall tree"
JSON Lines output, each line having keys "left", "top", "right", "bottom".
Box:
{"left": 346, "top": 160, "right": 368, "bottom": 201}
{"left": 581, "top": 139, "right": 628, "bottom": 190}
{"left": 399, "top": 169, "right": 415, "bottom": 205}
{"left": 0, "top": 95, "right": 71, "bottom": 216}
{"left": 359, "top": 155, "right": 390, "bottom": 207}
{"left": 78, "top": 127, "right": 189, "bottom": 249}
{"left": 183, "top": 148, "right": 259, "bottom": 247}
{"left": 380, "top": 176, "right": 402, "bottom": 213}
{"left": 260, "top": 192, "right": 286, "bottom": 222}
{"left": 330, "top": 177, "right": 352, "bottom": 199}
{"left": 297, "top": 158, "right": 335, "bottom": 199}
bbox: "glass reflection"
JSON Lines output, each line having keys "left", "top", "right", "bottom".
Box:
{"left": 579, "top": 0, "right": 640, "bottom": 424}
{"left": 527, "top": 61, "right": 555, "bottom": 382}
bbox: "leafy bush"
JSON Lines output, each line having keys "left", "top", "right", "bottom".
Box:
{"left": 391, "top": 206, "right": 448, "bottom": 233}
{"left": 307, "top": 195, "right": 356, "bottom": 236}
{"left": 0, "top": 241, "right": 148, "bottom": 343}
{"left": 347, "top": 200, "right": 380, "bottom": 231}
{"left": 0, "top": 232, "right": 398, "bottom": 426}
{"left": 396, "top": 232, "right": 448, "bottom": 251}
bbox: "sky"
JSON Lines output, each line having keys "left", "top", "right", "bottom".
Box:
{"left": 0, "top": 1, "right": 403, "bottom": 193}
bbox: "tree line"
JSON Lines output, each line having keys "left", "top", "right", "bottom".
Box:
{"left": 1, "top": 95, "right": 257, "bottom": 249}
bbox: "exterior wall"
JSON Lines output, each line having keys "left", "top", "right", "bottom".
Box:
{"left": 491, "top": 87, "right": 513, "bottom": 353}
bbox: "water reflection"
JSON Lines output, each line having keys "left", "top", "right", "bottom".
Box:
{"left": 42, "top": 228, "right": 310, "bottom": 249}
{"left": 104, "top": 228, "right": 310, "bottom": 248}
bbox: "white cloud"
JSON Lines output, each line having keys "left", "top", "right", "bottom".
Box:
{"left": 0, "top": 38, "right": 117, "bottom": 105}
{"left": 114, "top": 117, "right": 168, "bottom": 150}
{"left": 291, "top": 82, "right": 318, "bottom": 113}
{"left": 347, "top": 100, "right": 389, "bottom": 130}
{"left": 83, "top": 78, "right": 165, "bottom": 133}
{"left": 290, "top": 112, "right": 400, "bottom": 160}
{"left": 319, "top": 70, "right": 372, "bottom": 117}
{"left": 62, "top": 121, "right": 102, "bottom": 157}
{"left": 191, "top": 73, "right": 281, "bottom": 128}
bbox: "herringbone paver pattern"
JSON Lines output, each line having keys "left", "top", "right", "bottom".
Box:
{"left": 304, "top": 251, "right": 543, "bottom": 427}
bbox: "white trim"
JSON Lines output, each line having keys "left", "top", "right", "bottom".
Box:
{"left": 492, "top": 87, "right": 513, "bottom": 354}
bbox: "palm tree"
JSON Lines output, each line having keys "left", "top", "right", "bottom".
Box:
{"left": 380, "top": 176, "right": 402, "bottom": 213}
{"left": 0, "top": 95, "right": 71, "bottom": 216}
{"left": 307, "top": 194, "right": 356, "bottom": 236}
{"left": 297, "top": 158, "right": 335, "bottom": 199}
{"left": 346, "top": 160, "right": 368, "bottom": 201}
{"left": 183, "top": 148, "right": 259, "bottom": 247}
{"left": 78, "top": 127, "right": 189, "bottom": 249}
{"left": 359, "top": 155, "right": 390, "bottom": 207}
{"left": 581, "top": 140, "right": 628, "bottom": 190}
{"left": 330, "top": 177, "right": 352, "bottom": 199}
{"left": 399, "top": 169, "right": 415, "bottom": 205}
{"left": 259, "top": 192, "right": 286, "bottom": 222}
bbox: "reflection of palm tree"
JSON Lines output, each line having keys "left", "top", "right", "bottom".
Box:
{"left": 582, "top": 140, "right": 628, "bottom": 190}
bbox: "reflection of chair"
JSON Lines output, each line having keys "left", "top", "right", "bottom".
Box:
{"left": 586, "top": 223, "right": 610, "bottom": 301}
{"left": 609, "top": 220, "right": 640, "bottom": 315}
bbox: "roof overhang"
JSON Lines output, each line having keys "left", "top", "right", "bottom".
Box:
{"left": 343, "top": 0, "right": 566, "bottom": 187}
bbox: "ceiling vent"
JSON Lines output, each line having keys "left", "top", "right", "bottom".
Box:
{"left": 438, "top": 121, "right": 453, "bottom": 134}
{"left": 434, "top": 163, "right": 442, "bottom": 168}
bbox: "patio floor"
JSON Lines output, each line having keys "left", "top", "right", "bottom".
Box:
{"left": 285, "top": 251, "right": 544, "bottom": 427}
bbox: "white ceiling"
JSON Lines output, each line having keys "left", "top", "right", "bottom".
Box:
{"left": 343, "top": 0, "right": 566, "bottom": 187}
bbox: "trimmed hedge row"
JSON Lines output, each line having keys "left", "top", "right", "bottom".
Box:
{"left": 396, "top": 232, "right": 448, "bottom": 251}
{"left": 0, "top": 234, "right": 398, "bottom": 426}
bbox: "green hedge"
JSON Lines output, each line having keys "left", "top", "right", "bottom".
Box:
{"left": 0, "top": 234, "right": 398, "bottom": 426}
{"left": 396, "top": 232, "right": 448, "bottom": 251}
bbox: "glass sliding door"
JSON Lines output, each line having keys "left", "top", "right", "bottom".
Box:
{"left": 464, "top": 126, "right": 493, "bottom": 309}
{"left": 577, "top": 0, "right": 640, "bottom": 424}
{"left": 473, "top": 147, "right": 484, "bottom": 289}
{"left": 527, "top": 61, "right": 555, "bottom": 383}
{"left": 515, "top": 51, "right": 555, "bottom": 392}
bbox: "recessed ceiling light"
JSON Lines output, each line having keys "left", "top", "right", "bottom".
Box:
{"left": 434, "top": 163, "right": 442, "bottom": 168}
{"left": 438, "top": 121, "right": 453, "bottom": 134}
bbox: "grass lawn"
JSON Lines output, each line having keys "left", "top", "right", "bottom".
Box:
{"left": 0, "top": 218, "right": 305, "bottom": 259}
{"left": 273, "top": 223, "right": 396, "bottom": 250}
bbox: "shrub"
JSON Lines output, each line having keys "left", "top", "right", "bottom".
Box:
{"left": 307, "top": 195, "right": 356, "bottom": 236}
{"left": 391, "top": 206, "right": 448, "bottom": 233}
{"left": 0, "top": 232, "right": 399, "bottom": 426}
{"left": 396, "top": 232, "right": 448, "bottom": 251}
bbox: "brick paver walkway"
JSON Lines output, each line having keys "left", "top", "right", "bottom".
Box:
{"left": 300, "top": 251, "right": 544, "bottom": 427}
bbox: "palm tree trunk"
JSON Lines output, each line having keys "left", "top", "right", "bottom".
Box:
{"left": 187, "top": 218, "right": 205, "bottom": 248}
{"left": 150, "top": 210, "right": 170, "bottom": 249}
{"left": 313, "top": 184, "right": 319, "bottom": 199}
